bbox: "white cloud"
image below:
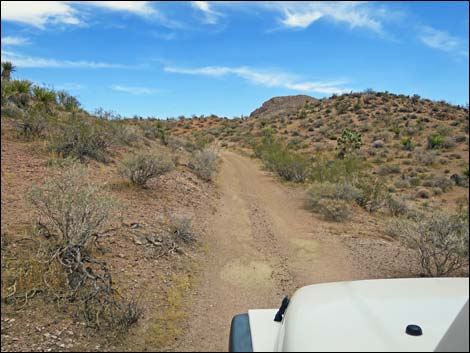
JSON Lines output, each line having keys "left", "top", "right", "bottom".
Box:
{"left": 111, "top": 85, "right": 157, "bottom": 95}
{"left": 266, "top": 1, "right": 384, "bottom": 32}
{"left": 191, "top": 1, "right": 222, "bottom": 24}
{"left": 1, "top": 1, "right": 160, "bottom": 28}
{"left": 419, "top": 26, "right": 468, "bottom": 56}
{"left": 1, "top": 1, "right": 81, "bottom": 28}
{"left": 164, "top": 65, "right": 349, "bottom": 94}
{"left": 208, "top": 1, "right": 385, "bottom": 33}
{"left": 78, "top": 1, "right": 158, "bottom": 17}
{"left": 1, "top": 36, "right": 31, "bottom": 46}
{"left": 1, "top": 50, "right": 128, "bottom": 69}
{"left": 282, "top": 10, "right": 323, "bottom": 29}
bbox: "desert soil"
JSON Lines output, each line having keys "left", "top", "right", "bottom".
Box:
{"left": 177, "top": 150, "right": 368, "bottom": 352}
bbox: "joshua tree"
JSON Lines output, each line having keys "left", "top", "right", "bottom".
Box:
{"left": 1, "top": 62, "right": 16, "bottom": 81}
{"left": 337, "top": 128, "right": 362, "bottom": 159}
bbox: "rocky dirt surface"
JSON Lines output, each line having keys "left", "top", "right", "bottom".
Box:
{"left": 0, "top": 131, "right": 218, "bottom": 352}
{"left": 176, "top": 151, "right": 420, "bottom": 352}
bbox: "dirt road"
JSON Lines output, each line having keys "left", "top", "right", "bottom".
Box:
{"left": 178, "top": 150, "right": 364, "bottom": 351}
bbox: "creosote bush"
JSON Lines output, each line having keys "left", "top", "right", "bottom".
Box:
{"left": 353, "top": 176, "right": 388, "bottom": 212}
{"left": 310, "top": 155, "right": 366, "bottom": 183}
{"left": 254, "top": 132, "right": 310, "bottom": 182}
{"left": 119, "top": 152, "right": 175, "bottom": 186}
{"left": 188, "top": 148, "right": 219, "bottom": 182}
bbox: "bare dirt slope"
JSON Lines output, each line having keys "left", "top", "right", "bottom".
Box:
{"left": 177, "top": 150, "right": 367, "bottom": 352}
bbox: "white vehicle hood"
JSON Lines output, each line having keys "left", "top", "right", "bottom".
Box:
{"left": 248, "top": 278, "right": 469, "bottom": 352}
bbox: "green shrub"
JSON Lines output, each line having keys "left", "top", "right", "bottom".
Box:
{"left": 255, "top": 134, "right": 310, "bottom": 182}
{"left": 119, "top": 153, "right": 175, "bottom": 186}
{"left": 270, "top": 151, "right": 310, "bottom": 182}
{"left": 463, "top": 167, "right": 469, "bottom": 179}
{"left": 310, "top": 155, "right": 366, "bottom": 183}
{"left": 427, "top": 134, "right": 444, "bottom": 149}
{"left": 188, "top": 148, "right": 219, "bottom": 181}
{"left": 401, "top": 137, "right": 415, "bottom": 151}
{"left": 353, "top": 176, "right": 387, "bottom": 212}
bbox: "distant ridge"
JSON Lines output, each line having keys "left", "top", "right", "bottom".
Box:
{"left": 249, "top": 95, "right": 317, "bottom": 119}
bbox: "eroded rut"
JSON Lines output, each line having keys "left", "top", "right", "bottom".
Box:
{"left": 177, "top": 150, "right": 363, "bottom": 352}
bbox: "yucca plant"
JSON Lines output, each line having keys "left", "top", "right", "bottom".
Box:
{"left": 11, "top": 80, "right": 32, "bottom": 94}
{"left": 1, "top": 80, "right": 32, "bottom": 107}
{"left": 1, "top": 61, "right": 16, "bottom": 81}
{"left": 33, "top": 86, "right": 56, "bottom": 106}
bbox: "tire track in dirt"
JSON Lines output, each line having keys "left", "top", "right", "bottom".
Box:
{"left": 177, "top": 150, "right": 363, "bottom": 352}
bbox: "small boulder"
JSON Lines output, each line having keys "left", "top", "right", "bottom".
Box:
{"left": 372, "top": 140, "right": 384, "bottom": 148}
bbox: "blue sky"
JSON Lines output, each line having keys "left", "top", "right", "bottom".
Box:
{"left": 1, "top": 1, "right": 469, "bottom": 118}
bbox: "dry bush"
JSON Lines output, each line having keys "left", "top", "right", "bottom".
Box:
{"left": 167, "top": 214, "right": 195, "bottom": 243}
{"left": 14, "top": 108, "right": 48, "bottom": 140}
{"left": 415, "top": 150, "right": 436, "bottom": 166}
{"left": 385, "top": 195, "right": 409, "bottom": 216}
{"left": 119, "top": 153, "right": 175, "bottom": 186}
{"left": 306, "top": 182, "right": 359, "bottom": 222}
{"left": 188, "top": 148, "right": 219, "bottom": 181}
{"left": 390, "top": 212, "right": 469, "bottom": 277}
{"left": 30, "top": 165, "right": 113, "bottom": 247}
{"left": 306, "top": 182, "right": 362, "bottom": 210}
{"left": 378, "top": 164, "right": 401, "bottom": 176}
{"left": 317, "top": 199, "right": 352, "bottom": 222}
{"left": 23, "top": 165, "right": 140, "bottom": 330}
{"left": 1, "top": 102, "right": 23, "bottom": 118}
{"left": 112, "top": 124, "right": 140, "bottom": 146}
{"left": 51, "top": 115, "right": 109, "bottom": 163}
{"left": 422, "top": 176, "right": 453, "bottom": 191}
